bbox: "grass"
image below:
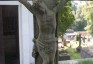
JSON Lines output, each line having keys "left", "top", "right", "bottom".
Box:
{"left": 77, "top": 60, "right": 93, "bottom": 64}
{"left": 59, "top": 41, "right": 89, "bottom": 60}
{"left": 67, "top": 47, "right": 81, "bottom": 59}
{"left": 63, "top": 41, "right": 81, "bottom": 59}
{"left": 59, "top": 46, "right": 81, "bottom": 59}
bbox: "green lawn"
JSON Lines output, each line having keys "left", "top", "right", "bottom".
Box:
{"left": 59, "top": 46, "right": 81, "bottom": 60}
{"left": 59, "top": 41, "right": 81, "bottom": 60}
{"left": 67, "top": 47, "right": 81, "bottom": 59}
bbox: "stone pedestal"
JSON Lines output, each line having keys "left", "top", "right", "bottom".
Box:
{"left": 59, "top": 53, "right": 70, "bottom": 61}
{"left": 81, "top": 47, "right": 93, "bottom": 58}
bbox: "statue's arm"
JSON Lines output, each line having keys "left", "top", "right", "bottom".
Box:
{"left": 39, "top": 1, "right": 49, "bottom": 11}
{"left": 40, "top": 0, "right": 53, "bottom": 9}
{"left": 19, "top": 0, "right": 36, "bottom": 15}
{"left": 53, "top": 0, "right": 69, "bottom": 13}
{"left": 39, "top": 0, "right": 57, "bottom": 12}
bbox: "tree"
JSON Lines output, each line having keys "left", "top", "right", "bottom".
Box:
{"left": 80, "top": 1, "right": 93, "bottom": 36}
{"left": 72, "top": 20, "right": 87, "bottom": 31}
{"left": 58, "top": 1, "right": 75, "bottom": 46}
{"left": 19, "top": 0, "right": 70, "bottom": 64}
{"left": 71, "top": 3, "right": 87, "bottom": 31}
{"left": 58, "top": 1, "right": 75, "bottom": 35}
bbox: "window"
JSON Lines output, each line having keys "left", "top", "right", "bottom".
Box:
{"left": 0, "top": 0, "right": 18, "bottom": 1}
{"left": 0, "top": 5, "right": 20, "bottom": 64}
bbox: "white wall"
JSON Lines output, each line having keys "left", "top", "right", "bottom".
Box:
{"left": 20, "top": 4, "right": 35, "bottom": 64}
{"left": 28, "top": 11, "right": 35, "bottom": 64}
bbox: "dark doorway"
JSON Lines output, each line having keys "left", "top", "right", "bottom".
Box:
{"left": 0, "top": 5, "right": 20, "bottom": 64}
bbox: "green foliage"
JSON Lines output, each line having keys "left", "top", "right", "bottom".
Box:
{"left": 67, "top": 48, "right": 80, "bottom": 59}
{"left": 79, "top": 2, "right": 93, "bottom": 36}
{"left": 58, "top": 1, "right": 75, "bottom": 35}
{"left": 71, "top": 3, "right": 87, "bottom": 31}
{"left": 71, "top": 1, "right": 93, "bottom": 36}
{"left": 72, "top": 20, "right": 87, "bottom": 31}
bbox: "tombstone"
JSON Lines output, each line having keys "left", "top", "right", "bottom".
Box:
{"left": 76, "top": 34, "right": 82, "bottom": 52}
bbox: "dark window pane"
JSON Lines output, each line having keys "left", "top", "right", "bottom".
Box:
{"left": 0, "top": 0, "right": 18, "bottom": 1}
{"left": 0, "top": 6, "right": 5, "bottom": 64}
{"left": 0, "top": 0, "right": 31, "bottom": 1}
{"left": 2, "top": 6, "right": 18, "bottom": 35}
{"left": 0, "top": 5, "right": 20, "bottom": 64}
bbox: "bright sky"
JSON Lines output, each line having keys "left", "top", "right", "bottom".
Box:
{"left": 73, "top": 1, "right": 86, "bottom": 5}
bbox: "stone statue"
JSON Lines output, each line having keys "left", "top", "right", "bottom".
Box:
{"left": 19, "top": 0, "right": 68, "bottom": 64}
{"left": 76, "top": 34, "right": 82, "bottom": 52}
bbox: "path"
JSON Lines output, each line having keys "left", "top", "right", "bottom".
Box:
{"left": 58, "top": 58, "right": 93, "bottom": 64}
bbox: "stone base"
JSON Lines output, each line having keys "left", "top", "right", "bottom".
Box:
{"left": 81, "top": 46, "right": 93, "bottom": 58}
{"left": 59, "top": 53, "right": 70, "bottom": 61}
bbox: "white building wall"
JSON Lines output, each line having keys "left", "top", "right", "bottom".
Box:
{"left": 0, "top": 1, "right": 35, "bottom": 64}
{"left": 21, "top": 5, "right": 35, "bottom": 64}
{"left": 28, "top": 11, "right": 35, "bottom": 64}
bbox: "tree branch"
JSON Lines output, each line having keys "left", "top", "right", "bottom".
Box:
{"left": 19, "top": 0, "right": 36, "bottom": 14}
{"left": 53, "top": 0, "right": 69, "bottom": 13}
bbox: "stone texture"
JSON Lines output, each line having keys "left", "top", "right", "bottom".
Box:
{"left": 81, "top": 46, "right": 93, "bottom": 58}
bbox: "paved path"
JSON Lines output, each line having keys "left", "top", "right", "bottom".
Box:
{"left": 58, "top": 58, "right": 93, "bottom": 64}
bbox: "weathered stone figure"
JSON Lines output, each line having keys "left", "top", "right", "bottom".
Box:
{"left": 19, "top": 0, "right": 68, "bottom": 64}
